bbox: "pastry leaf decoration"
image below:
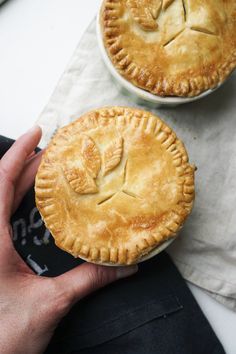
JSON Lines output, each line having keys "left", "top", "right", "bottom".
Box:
{"left": 103, "top": 137, "right": 123, "bottom": 176}
{"left": 63, "top": 165, "right": 98, "bottom": 194}
{"left": 63, "top": 135, "right": 123, "bottom": 195}
{"left": 81, "top": 135, "right": 101, "bottom": 178}
{"left": 127, "top": 0, "right": 162, "bottom": 31}
{"left": 127, "top": 0, "right": 175, "bottom": 31}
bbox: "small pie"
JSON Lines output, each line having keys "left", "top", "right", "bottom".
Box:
{"left": 100, "top": 0, "right": 236, "bottom": 97}
{"left": 35, "top": 107, "right": 195, "bottom": 265}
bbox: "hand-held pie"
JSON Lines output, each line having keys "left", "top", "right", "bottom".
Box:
{"left": 100, "top": 0, "right": 236, "bottom": 97}
{"left": 35, "top": 107, "right": 195, "bottom": 265}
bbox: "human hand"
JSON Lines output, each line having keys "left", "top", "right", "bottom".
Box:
{"left": 0, "top": 126, "right": 138, "bottom": 354}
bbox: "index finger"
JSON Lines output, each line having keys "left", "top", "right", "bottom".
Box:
{"left": 0, "top": 126, "right": 42, "bottom": 186}
{"left": 13, "top": 149, "right": 44, "bottom": 213}
{"left": 0, "top": 126, "right": 42, "bottom": 222}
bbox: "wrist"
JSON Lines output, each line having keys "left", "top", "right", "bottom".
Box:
{"left": 0, "top": 309, "right": 48, "bottom": 354}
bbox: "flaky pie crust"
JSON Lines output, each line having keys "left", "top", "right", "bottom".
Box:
{"left": 35, "top": 107, "right": 195, "bottom": 265}
{"left": 101, "top": 0, "right": 236, "bottom": 97}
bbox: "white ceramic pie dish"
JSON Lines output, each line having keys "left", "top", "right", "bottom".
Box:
{"left": 137, "top": 237, "right": 175, "bottom": 263}
{"left": 96, "top": 11, "right": 221, "bottom": 108}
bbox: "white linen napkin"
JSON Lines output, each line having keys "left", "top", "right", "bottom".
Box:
{"left": 37, "top": 19, "right": 236, "bottom": 311}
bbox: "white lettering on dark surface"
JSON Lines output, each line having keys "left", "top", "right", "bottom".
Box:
{"left": 27, "top": 255, "right": 48, "bottom": 275}
{"left": 13, "top": 218, "right": 27, "bottom": 245}
{"left": 12, "top": 207, "right": 51, "bottom": 247}
{"left": 28, "top": 207, "right": 43, "bottom": 232}
{"left": 12, "top": 207, "right": 51, "bottom": 273}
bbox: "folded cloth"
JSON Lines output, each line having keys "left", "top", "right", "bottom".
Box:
{"left": 36, "top": 19, "right": 236, "bottom": 311}
{"left": 1, "top": 135, "right": 224, "bottom": 354}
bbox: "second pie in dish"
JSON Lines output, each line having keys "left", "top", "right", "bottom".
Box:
{"left": 35, "top": 107, "right": 195, "bottom": 265}
{"left": 100, "top": 0, "right": 236, "bottom": 97}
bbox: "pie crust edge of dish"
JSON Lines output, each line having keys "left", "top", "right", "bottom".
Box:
{"left": 100, "top": 0, "right": 236, "bottom": 98}
{"left": 35, "top": 107, "right": 195, "bottom": 265}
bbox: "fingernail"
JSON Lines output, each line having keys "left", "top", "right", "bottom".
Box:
{"left": 26, "top": 125, "right": 41, "bottom": 134}
{"left": 116, "top": 265, "right": 138, "bottom": 279}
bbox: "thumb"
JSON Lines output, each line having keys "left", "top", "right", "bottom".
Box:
{"left": 55, "top": 262, "right": 138, "bottom": 305}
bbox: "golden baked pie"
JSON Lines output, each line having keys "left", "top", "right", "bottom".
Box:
{"left": 35, "top": 107, "right": 195, "bottom": 265}
{"left": 100, "top": 0, "right": 236, "bottom": 97}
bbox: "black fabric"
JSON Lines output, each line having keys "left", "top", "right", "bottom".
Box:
{"left": 46, "top": 254, "right": 225, "bottom": 354}
{"left": 0, "top": 135, "right": 225, "bottom": 354}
